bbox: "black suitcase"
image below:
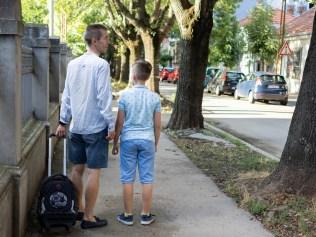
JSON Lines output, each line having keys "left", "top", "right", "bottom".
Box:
{"left": 37, "top": 134, "right": 78, "bottom": 231}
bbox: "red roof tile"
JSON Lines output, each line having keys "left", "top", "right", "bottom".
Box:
{"left": 286, "top": 7, "right": 315, "bottom": 35}
{"left": 239, "top": 9, "right": 295, "bottom": 27}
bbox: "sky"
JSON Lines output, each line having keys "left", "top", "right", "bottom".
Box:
{"left": 236, "top": 0, "right": 308, "bottom": 19}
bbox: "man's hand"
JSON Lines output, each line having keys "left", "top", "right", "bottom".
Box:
{"left": 112, "top": 143, "right": 119, "bottom": 155}
{"left": 106, "top": 131, "right": 115, "bottom": 141}
{"left": 56, "top": 125, "right": 67, "bottom": 138}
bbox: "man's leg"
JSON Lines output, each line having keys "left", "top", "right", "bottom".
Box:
{"left": 123, "top": 184, "right": 134, "bottom": 214}
{"left": 84, "top": 168, "right": 101, "bottom": 221}
{"left": 70, "top": 164, "right": 85, "bottom": 211}
{"left": 141, "top": 184, "right": 153, "bottom": 214}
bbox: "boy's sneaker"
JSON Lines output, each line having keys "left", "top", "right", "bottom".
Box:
{"left": 117, "top": 213, "right": 134, "bottom": 226}
{"left": 140, "top": 213, "right": 156, "bottom": 225}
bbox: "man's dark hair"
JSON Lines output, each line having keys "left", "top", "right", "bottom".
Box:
{"left": 84, "top": 24, "right": 107, "bottom": 46}
{"left": 132, "top": 60, "right": 152, "bottom": 81}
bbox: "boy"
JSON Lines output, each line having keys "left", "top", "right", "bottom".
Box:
{"left": 112, "top": 60, "right": 161, "bottom": 225}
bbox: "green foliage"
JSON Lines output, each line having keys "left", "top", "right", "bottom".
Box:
{"left": 244, "top": 3, "right": 279, "bottom": 64}
{"left": 21, "top": 0, "right": 48, "bottom": 24}
{"left": 160, "top": 52, "right": 172, "bottom": 67}
{"left": 55, "top": 0, "right": 109, "bottom": 56}
{"left": 209, "top": 0, "right": 245, "bottom": 68}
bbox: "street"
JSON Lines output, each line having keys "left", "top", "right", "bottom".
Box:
{"left": 160, "top": 83, "right": 297, "bottom": 158}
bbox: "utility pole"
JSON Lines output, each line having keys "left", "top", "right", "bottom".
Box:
{"left": 48, "top": 0, "right": 55, "bottom": 36}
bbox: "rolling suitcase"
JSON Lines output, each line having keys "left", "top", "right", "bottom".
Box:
{"left": 37, "top": 134, "right": 78, "bottom": 231}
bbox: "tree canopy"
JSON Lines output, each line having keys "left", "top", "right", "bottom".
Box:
{"left": 244, "top": 3, "right": 278, "bottom": 65}
{"left": 21, "top": 0, "right": 48, "bottom": 24}
{"left": 209, "top": 0, "right": 244, "bottom": 68}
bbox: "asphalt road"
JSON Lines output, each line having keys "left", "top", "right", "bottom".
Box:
{"left": 160, "top": 82, "right": 296, "bottom": 158}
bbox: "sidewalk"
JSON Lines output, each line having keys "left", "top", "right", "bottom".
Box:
{"left": 33, "top": 113, "right": 273, "bottom": 237}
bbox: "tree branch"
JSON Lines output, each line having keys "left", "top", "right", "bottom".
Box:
{"left": 151, "top": 0, "right": 162, "bottom": 24}
{"left": 112, "top": 0, "right": 147, "bottom": 31}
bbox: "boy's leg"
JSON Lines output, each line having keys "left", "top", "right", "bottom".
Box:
{"left": 84, "top": 168, "right": 101, "bottom": 221}
{"left": 117, "top": 140, "right": 137, "bottom": 225}
{"left": 141, "top": 184, "right": 153, "bottom": 214}
{"left": 123, "top": 184, "right": 134, "bottom": 214}
{"left": 138, "top": 140, "right": 155, "bottom": 215}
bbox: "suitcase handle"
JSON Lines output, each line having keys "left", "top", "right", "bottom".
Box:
{"left": 48, "top": 133, "right": 67, "bottom": 177}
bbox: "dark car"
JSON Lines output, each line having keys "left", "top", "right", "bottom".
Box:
{"left": 203, "top": 67, "right": 220, "bottom": 88}
{"left": 207, "top": 69, "right": 246, "bottom": 96}
{"left": 234, "top": 71, "right": 288, "bottom": 105}
{"left": 159, "top": 67, "right": 174, "bottom": 81}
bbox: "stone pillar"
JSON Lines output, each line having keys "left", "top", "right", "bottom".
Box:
{"left": 59, "top": 43, "right": 68, "bottom": 93}
{"left": 23, "top": 24, "right": 50, "bottom": 121}
{"left": 49, "top": 37, "right": 61, "bottom": 103}
{"left": 0, "top": 0, "right": 23, "bottom": 165}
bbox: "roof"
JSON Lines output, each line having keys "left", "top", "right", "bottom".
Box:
{"left": 239, "top": 9, "right": 295, "bottom": 27}
{"left": 286, "top": 7, "right": 315, "bottom": 35}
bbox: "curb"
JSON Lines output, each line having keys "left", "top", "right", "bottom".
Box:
{"left": 204, "top": 122, "right": 279, "bottom": 161}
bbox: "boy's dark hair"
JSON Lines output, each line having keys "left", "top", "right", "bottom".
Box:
{"left": 84, "top": 24, "right": 107, "bottom": 46}
{"left": 132, "top": 60, "right": 152, "bottom": 81}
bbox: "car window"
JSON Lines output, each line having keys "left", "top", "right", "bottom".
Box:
{"left": 260, "top": 75, "right": 286, "bottom": 84}
{"left": 226, "top": 72, "right": 245, "bottom": 82}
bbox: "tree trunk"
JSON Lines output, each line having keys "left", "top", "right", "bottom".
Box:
{"left": 119, "top": 45, "right": 130, "bottom": 83}
{"left": 262, "top": 14, "right": 316, "bottom": 196}
{"left": 114, "top": 54, "right": 121, "bottom": 81}
{"left": 126, "top": 38, "right": 142, "bottom": 88}
{"left": 142, "top": 32, "right": 159, "bottom": 93}
{"left": 167, "top": 9, "right": 213, "bottom": 129}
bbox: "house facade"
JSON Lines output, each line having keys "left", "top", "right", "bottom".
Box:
{"left": 280, "top": 7, "right": 315, "bottom": 93}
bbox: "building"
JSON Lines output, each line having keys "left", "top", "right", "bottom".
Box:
{"left": 280, "top": 7, "right": 315, "bottom": 93}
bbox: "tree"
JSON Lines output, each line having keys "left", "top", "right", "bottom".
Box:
{"left": 262, "top": 1, "right": 316, "bottom": 195}
{"left": 21, "top": 0, "right": 48, "bottom": 24}
{"left": 209, "top": 0, "right": 244, "bottom": 68}
{"left": 244, "top": 3, "right": 278, "bottom": 71}
{"left": 105, "top": 0, "right": 143, "bottom": 85}
{"left": 111, "top": 0, "right": 175, "bottom": 92}
{"left": 167, "top": 0, "right": 218, "bottom": 129}
{"left": 55, "top": 0, "right": 109, "bottom": 56}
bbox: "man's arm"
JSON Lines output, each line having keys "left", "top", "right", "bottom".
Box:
{"left": 154, "top": 111, "right": 161, "bottom": 152}
{"left": 56, "top": 68, "right": 71, "bottom": 137}
{"left": 112, "top": 110, "right": 125, "bottom": 155}
{"left": 96, "top": 61, "right": 115, "bottom": 140}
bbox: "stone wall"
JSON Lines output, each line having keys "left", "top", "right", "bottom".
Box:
{"left": 0, "top": 1, "right": 71, "bottom": 236}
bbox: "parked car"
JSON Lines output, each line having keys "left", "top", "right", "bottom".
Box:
{"left": 207, "top": 69, "right": 246, "bottom": 96}
{"left": 167, "top": 67, "right": 179, "bottom": 84}
{"left": 234, "top": 71, "right": 288, "bottom": 105}
{"left": 203, "top": 67, "right": 220, "bottom": 88}
{"left": 159, "top": 67, "right": 174, "bottom": 81}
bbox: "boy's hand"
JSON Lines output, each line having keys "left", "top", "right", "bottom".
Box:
{"left": 112, "top": 144, "right": 119, "bottom": 155}
{"left": 106, "top": 131, "right": 115, "bottom": 140}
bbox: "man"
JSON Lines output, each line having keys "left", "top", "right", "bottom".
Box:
{"left": 55, "top": 24, "right": 115, "bottom": 229}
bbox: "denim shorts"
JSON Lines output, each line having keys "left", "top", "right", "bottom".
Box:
{"left": 120, "top": 139, "right": 155, "bottom": 184}
{"left": 67, "top": 128, "right": 109, "bottom": 169}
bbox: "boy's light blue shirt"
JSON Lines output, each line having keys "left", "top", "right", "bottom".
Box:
{"left": 118, "top": 85, "right": 161, "bottom": 142}
{"left": 60, "top": 52, "right": 114, "bottom": 134}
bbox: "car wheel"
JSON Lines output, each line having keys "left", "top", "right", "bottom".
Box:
{"left": 280, "top": 100, "right": 288, "bottom": 106}
{"left": 248, "top": 91, "right": 255, "bottom": 104}
{"left": 234, "top": 90, "right": 240, "bottom": 100}
{"left": 263, "top": 100, "right": 269, "bottom": 104}
{"left": 215, "top": 86, "right": 221, "bottom": 96}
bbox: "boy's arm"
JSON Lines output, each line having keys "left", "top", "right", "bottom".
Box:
{"left": 112, "top": 110, "right": 125, "bottom": 155}
{"left": 154, "top": 111, "right": 161, "bottom": 151}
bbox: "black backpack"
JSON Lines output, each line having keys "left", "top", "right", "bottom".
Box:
{"left": 37, "top": 135, "right": 78, "bottom": 231}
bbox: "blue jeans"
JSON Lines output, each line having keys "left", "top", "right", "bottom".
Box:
{"left": 68, "top": 128, "right": 109, "bottom": 169}
{"left": 120, "top": 139, "right": 155, "bottom": 184}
